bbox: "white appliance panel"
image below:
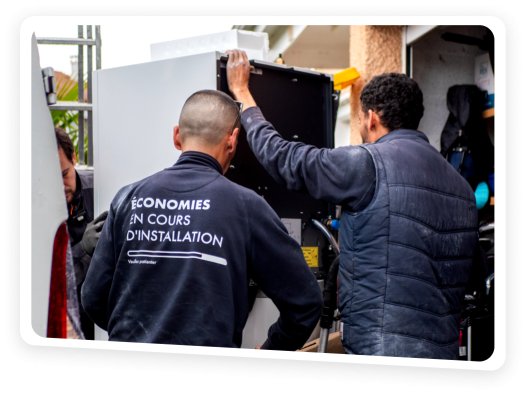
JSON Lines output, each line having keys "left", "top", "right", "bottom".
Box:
{"left": 93, "top": 52, "right": 219, "bottom": 215}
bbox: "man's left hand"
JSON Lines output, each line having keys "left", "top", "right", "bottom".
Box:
{"left": 226, "top": 49, "right": 251, "bottom": 94}
{"left": 225, "top": 49, "right": 257, "bottom": 111}
{"left": 81, "top": 211, "right": 108, "bottom": 257}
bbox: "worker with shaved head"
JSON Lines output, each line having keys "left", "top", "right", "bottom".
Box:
{"left": 81, "top": 90, "right": 322, "bottom": 350}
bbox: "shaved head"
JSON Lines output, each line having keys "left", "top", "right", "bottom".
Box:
{"left": 179, "top": 90, "right": 239, "bottom": 146}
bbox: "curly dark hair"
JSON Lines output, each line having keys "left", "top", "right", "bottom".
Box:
{"left": 360, "top": 73, "right": 424, "bottom": 132}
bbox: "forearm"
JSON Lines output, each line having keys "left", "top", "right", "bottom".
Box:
{"left": 249, "top": 200, "right": 323, "bottom": 351}
{"left": 81, "top": 251, "right": 113, "bottom": 330}
{"left": 261, "top": 302, "right": 322, "bottom": 351}
{"left": 80, "top": 208, "right": 116, "bottom": 330}
{"left": 242, "top": 107, "right": 309, "bottom": 189}
{"left": 230, "top": 88, "right": 257, "bottom": 113}
{"left": 80, "top": 276, "right": 109, "bottom": 330}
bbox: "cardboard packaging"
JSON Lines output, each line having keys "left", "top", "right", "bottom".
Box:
{"left": 297, "top": 332, "right": 346, "bottom": 354}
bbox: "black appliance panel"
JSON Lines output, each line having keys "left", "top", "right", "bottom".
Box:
{"left": 219, "top": 59, "right": 335, "bottom": 276}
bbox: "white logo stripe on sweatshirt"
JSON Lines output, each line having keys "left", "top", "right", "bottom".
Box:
{"left": 127, "top": 250, "right": 227, "bottom": 266}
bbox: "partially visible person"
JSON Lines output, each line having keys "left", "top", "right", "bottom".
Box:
{"left": 55, "top": 127, "right": 108, "bottom": 339}
{"left": 81, "top": 90, "right": 322, "bottom": 350}
{"left": 225, "top": 49, "right": 479, "bottom": 359}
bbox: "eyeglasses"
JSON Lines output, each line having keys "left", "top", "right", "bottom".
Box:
{"left": 231, "top": 101, "right": 243, "bottom": 135}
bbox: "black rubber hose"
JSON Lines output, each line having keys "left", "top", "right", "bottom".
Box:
{"left": 320, "top": 255, "right": 340, "bottom": 329}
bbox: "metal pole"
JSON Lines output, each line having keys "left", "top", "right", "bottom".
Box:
{"left": 36, "top": 37, "right": 96, "bottom": 45}
{"left": 318, "top": 328, "right": 329, "bottom": 353}
{"left": 87, "top": 25, "right": 93, "bottom": 166}
{"left": 77, "top": 25, "right": 85, "bottom": 165}
{"left": 467, "top": 324, "right": 472, "bottom": 361}
{"left": 311, "top": 218, "right": 340, "bottom": 353}
{"left": 95, "top": 26, "right": 101, "bottom": 70}
{"left": 486, "top": 273, "right": 495, "bottom": 296}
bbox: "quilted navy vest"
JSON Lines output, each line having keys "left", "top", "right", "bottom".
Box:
{"left": 338, "top": 129, "right": 478, "bottom": 359}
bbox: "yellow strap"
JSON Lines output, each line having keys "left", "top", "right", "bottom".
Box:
{"left": 333, "top": 67, "right": 360, "bottom": 91}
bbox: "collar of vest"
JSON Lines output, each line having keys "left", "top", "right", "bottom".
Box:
{"left": 68, "top": 170, "right": 84, "bottom": 216}
{"left": 374, "top": 129, "right": 430, "bottom": 145}
{"left": 173, "top": 151, "right": 223, "bottom": 174}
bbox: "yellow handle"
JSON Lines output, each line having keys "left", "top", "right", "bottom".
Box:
{"left": 334, "top": 67, "right": 360, "bottom": 91}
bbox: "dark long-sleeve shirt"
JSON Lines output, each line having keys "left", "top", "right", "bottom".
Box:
{"left": 67, "top": 170, "right": 96, "bottom": 339}
{"left": 81, "top": 151, "right": 322, "bottom": 351}
{"left": 241, "top": 107, "right": 376, "bottom": 211}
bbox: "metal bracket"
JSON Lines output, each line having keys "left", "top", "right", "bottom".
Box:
{"left": 41, "top": 67, "right": 57, "bottom": 105}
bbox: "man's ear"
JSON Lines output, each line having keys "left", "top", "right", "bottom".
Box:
{"left": 173, "top": 125, "right": 183, "bottom": 151}
{"left": 71, "top": 150, "right": 77, "bottom": 166}
{"left": 367, "top": 109, "right": 377, "bottom": 132}
{"left": 228, "top": 128, "right": 239, "bottom": 153}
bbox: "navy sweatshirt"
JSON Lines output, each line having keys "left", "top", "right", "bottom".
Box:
{"left": 81, "top": 151, "right": 322, "bottom": 350}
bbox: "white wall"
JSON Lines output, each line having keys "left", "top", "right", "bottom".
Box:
{"left": 411, "top": 25, "right": 489, "bottom": 150}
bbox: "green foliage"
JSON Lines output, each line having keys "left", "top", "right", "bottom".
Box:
{"left": 50, "top": 73, "right": 89, "bottom": 163}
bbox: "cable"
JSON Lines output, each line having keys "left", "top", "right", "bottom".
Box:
{"left": 311, "top": 218, "right": 340, "bottom": 254}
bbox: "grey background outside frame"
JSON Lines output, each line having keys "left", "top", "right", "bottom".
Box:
{"left": 3, "top": 4, "right": 522, "bottom": 389}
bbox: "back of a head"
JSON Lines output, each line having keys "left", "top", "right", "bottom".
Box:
{"left": 360, "top": 73, "right": 424, "bottom": 132}
{"left": 179, "top": 90, "right": 239, "bottom": 146}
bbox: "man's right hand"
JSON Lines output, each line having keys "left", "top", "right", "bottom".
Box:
{"left": 225, "top": 49, "right": 257, "bottom": 111}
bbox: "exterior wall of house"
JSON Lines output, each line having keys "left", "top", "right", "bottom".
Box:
{"left": 349, "top": 26, "right": 403, "bottom": 145}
